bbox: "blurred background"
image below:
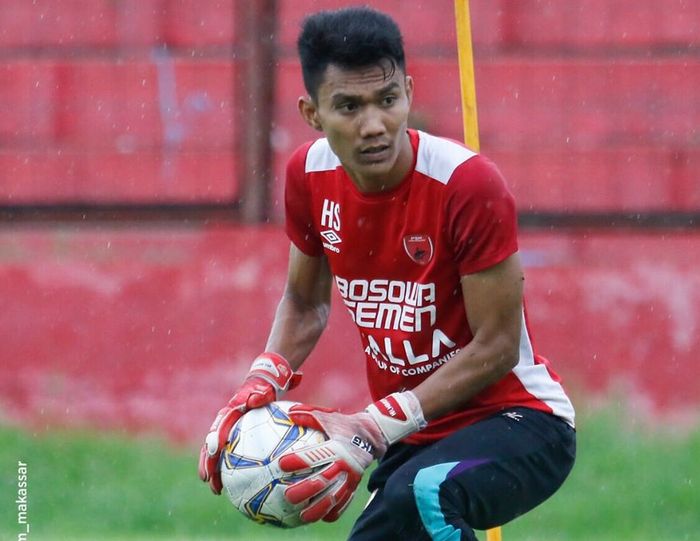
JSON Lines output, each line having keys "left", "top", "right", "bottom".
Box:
{"left": 0, "top": 1, "right": 698, "bottom": 540}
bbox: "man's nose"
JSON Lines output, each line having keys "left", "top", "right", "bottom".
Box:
{"left": 358, "top": 107, "right": 386, "bottom": 138}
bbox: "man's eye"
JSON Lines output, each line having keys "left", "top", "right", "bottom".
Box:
{"left": 338, "top": 102, "right": 358, "bottom": 113}
{"left": 382, "top": 95, "right": 397, "bottom": 106}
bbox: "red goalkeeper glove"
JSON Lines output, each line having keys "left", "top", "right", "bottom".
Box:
{"left": 198, "top": 352, "right": 302, "bottom": 494}
{"left": 278, "top": 391, "right": 426, "bottom": 523}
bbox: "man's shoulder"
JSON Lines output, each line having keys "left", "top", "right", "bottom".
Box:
{"left": 414, "top": 130, "right": 479, "bottom": 186}
{"left": 415, "top": 131, "right": 511, "bottom": 202}
{"left": 288, "top": 138, "right": 340, "bottom": 174}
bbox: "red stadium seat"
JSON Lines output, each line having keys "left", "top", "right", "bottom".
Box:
{"left": 0, "top": 149, "right": 237, "bottom": 204}
{"left": 490, "top": 148, "right": 700, "bottom": 212}
{"left": 53, "top": 61, "right": 161, "bottom": 147}
{"left": 499, "top": 0, "right": 700, "bottom": 49}
{"left": 161, "top": 0, "right": 237, "bottom": 47}
{"left": 0, "top": 62, "right": 56, "bottom": 143}
{"left": 80, "top": 150, "right": 238, "bottom": 202}
{"left": 51, "top": 60, "right": 236, "bottom": 150}
{"left": 476, "top": 59, "right": 700, "bottom": 150}
{"left": 0, "top": 149, "right": 80, "bottom": 203}
{"left": 0, "top": 0, "right": 169, "bottom": 48}
{"left": 277, "top": 0, "right": 469, "bottom": 52}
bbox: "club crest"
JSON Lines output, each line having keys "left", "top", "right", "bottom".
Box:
{"left": 403, "top": 234, "right": 433, "bottom": 265}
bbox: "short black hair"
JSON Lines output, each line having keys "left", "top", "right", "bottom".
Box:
{"left": 297, "top": 7, "right": 406, "bottom": 101}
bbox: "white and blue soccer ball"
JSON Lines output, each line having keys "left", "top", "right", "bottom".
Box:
{"left": 220, "top": 400, "right": 327, "bottom": 528}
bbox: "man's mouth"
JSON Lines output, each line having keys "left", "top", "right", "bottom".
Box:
{"left": 361, "top": 144, "right": 389, "bottom": 153}
{"left": 359, "top": 144, "right": 391, "bottom": 162}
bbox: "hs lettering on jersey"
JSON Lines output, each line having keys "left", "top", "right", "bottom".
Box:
{"left": 320, "top": 199, "right": 342, "bottom": 253}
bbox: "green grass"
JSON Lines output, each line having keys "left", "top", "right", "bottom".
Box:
{"left": 1, "top": 406, "right": 698, "bottom": 541}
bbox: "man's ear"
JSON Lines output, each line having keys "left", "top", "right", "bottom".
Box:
{"left": 404, "top": 75, "right": 414, "bottom": 107}
{"left": 298, "top": 96, "right": 323, "bottom": 131}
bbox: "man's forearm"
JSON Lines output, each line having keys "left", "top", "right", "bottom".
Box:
{"left": 265, "top": 290, "right": 330, "bottom": 370}
{"left": 412, "top": 334, "right": 519, "bottom": 421}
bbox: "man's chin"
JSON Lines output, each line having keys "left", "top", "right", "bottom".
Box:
{"left": 354, "top": 164, "right": 400, "bottom": 190}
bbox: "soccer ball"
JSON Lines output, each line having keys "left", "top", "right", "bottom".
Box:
{"left": 220, "top": 400, "right": 327, "bottom": 528}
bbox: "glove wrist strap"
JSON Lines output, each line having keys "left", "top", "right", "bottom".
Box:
{"left": 246, "top": 352, "right": 300, "bottom": 395}
{"left": 365, "top": 391, "right": 427, "bottom": 446}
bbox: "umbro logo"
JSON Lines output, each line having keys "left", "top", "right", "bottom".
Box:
{"left": 320, "top": 229, "right": 342, "bottom": 245}
{"left": 320, "top": 229, "right": 342, "bottom": 253}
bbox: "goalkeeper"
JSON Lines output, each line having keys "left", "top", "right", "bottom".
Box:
{"left": 200, "top": 7, "right": 576, "bottom": 540}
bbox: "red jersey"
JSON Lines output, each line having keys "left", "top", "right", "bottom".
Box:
{"left": 285, "top": 129, "right": 575, "bottom": 443}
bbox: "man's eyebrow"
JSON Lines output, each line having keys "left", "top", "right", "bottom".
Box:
{"left": 329, "top": 92, "right": 359, "bottom": 103}
{"left": 330, "top": 82, "right": 401, "bottom": 102}
{"left": 375, "top": 81, "right": 401, "bottom": 94}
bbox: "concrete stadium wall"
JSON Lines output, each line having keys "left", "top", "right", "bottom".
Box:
{"left": 1, "top": 226, "right": 698, "bottom": 440}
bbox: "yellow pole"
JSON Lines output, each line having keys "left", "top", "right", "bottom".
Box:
{"left": 454, "top": 0, "right": 480, "bottom": 152}
{"left": 486, "top": 525, "right": 503, "bottom": 541}
{"left": 454, "top": 5, "right": 501, "bottom": 541}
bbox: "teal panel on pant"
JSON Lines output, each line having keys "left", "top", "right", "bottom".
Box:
{"left": 413, "top": 461, "right": 460, "bottom": 541}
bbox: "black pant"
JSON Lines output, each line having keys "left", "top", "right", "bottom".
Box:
{"left": 347, "top": 407, "right": 576, "bottom": 541}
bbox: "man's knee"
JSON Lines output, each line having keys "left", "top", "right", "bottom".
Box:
{"left": 383, "top": 469, "right": 441, "bottom": 539}
{"left": 397, "top": 463, "right": 479, "bottom": 540}
{"left": 383, "top": 471, "right": 420, "bottom": 521}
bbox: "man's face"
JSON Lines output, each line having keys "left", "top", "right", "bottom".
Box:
{"left": 299, "top": 61, "right": 414, "bottom": 190}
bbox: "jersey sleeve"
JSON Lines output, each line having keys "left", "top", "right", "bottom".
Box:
{"left": 444, "top": 154, "right": 518, "bottom": 275}
{"left": 284, "top": 143, "right": 324, "bottom": 257}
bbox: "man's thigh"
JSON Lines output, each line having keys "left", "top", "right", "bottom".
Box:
{"left": 348, "top": 408, "right": 575, "bottom": 540}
